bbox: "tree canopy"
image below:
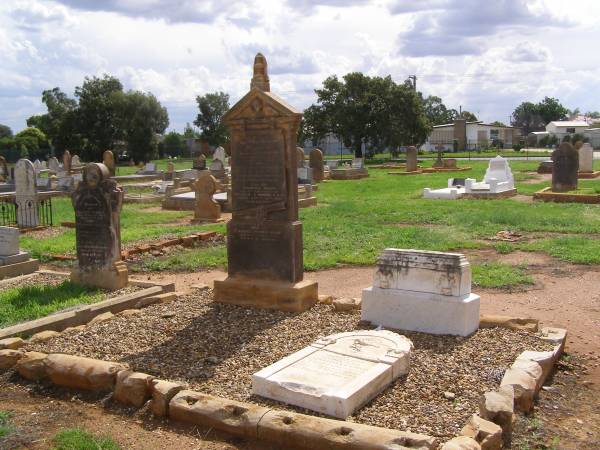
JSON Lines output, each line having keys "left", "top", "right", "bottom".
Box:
{"left": 194, "top": 91, "right": 230, "bottom": 146}
{"left": 511, "top": 97, "right": 569, "bottom": 134}
{"left": 26, "top": 74, "right": 169, "bottom": 162}
{"left": 301, "top": 73, "right": 431, "bottom": 157}
{"left": 0, "top": 124, "right": 12, "bottom": 139}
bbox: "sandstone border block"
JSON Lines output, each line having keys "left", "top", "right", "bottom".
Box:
{"left": 45, "top": 354, "right": 127, "bottom": 391}
{"left": 169, "top": 390, "right": 269, "bottom": 440}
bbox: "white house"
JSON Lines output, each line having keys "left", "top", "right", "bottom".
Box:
{"left": 422, "top": 119, "right": 518, "bottom": 152}
{"left": 545, "top": 121, "right": 589, "bottom": 135}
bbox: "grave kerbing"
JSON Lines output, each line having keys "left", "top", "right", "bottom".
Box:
{"left": 71, "top": 163, "right": 128, "bottom": 290}
{"left": 213, "top": 53, "right": 318, "bottom": 312}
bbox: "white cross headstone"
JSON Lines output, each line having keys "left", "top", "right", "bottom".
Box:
{"left": 15, "top": 159, "right": 39, "bottom": 227}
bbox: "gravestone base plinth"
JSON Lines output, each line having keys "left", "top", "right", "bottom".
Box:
{"left": 71, "top": 261, "right": 129, "bottom": 291}
{"left": 214, "top": 276, "right": 318, "bottom": 312}
{"left": 0, "top": 258, "right": 39, "bottom": 279}
{"left": 578, "top": 171, "right": 600, "bottom": 179}
{"left": 191, "top": 217, "right": 225, "bottom": 225}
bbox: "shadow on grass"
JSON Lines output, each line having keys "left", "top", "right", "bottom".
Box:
{"left": 0, "top": 281, "right": 101, "bottom": 328}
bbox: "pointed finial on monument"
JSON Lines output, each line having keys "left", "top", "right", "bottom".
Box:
{"left": 250, "top": 53, "right": 270, "bottom": 92}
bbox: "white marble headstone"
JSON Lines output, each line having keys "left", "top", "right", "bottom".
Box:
{"left": 362, "top": 249, "right": 480, "bottom": 336}
{"left": 252, "top": 330, "right": 412, "bottom": 419}
{"left": 48, "top": 157, "right": 60, "bottom": 173}
{"left": 483, "top": 156, "right": 514, "bottom": 189}
{"left": 15, "top": 159, "right": 39, "bottom": 227}
{"left": 213, "top": 146, "right": 226, "bottom": 165}
{"left": 72, "top": 155, "right": 81, "bottom": 166}
{"left": 579, "top": 143, "right": 594, "bottom": 173}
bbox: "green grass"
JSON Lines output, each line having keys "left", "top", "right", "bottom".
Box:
{"left": 0, "top": 281, "right": 103, "bottom": 328}
{"left": 52, "top": 428, "right": 120, "bottom": 450}
{"left": 20, "top": 200, "right": 224, "bottom": 260}
{"left": 0, "top": 411, "right": 13, "bottom": 438}
{"left": 127, "top": 160, "right": 600, "bottom": 278}
{"left": 472, "top": 262, "right": 534, "bottom": 289}
{"left": 520, "top": 236, "right": 600, "bottom": 264}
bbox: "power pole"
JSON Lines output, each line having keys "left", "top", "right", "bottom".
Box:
{"left": 408, "top": 75, "right": 417, "bottom": 91}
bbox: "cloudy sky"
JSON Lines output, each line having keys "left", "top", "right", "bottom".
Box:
{"left": 1, "top": 0, "right": 599, "bottom": 133}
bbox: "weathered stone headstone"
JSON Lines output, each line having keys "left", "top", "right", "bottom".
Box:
{"left": 0, "top": 156, "right": 8, "bottom": 182}
{"left": 443, "top": 158, "right": 458, "bottom": 169}
{"left": 252, "top": 330, "right": 412, "bottom": 418}
{"left": 0, "top": 226, "right": 30, "bottom": 266}
{"left": 15, "top": 159, "right": 39, "bottom": 228}
{"left": 433, "top": 144, "right": 444, "bottom": 168}
{"left": 62, "top": 150, "right": 72, "bottom": 174}
{"left": 578, "top": 143, "right": 594, "bottom": 173}
{"left": 193, "top": 155, "right": 207, "bottom": 170}
{"left": 71, "top": 163, "right": 128, "bottom": 290}
{"left": 297, "top": 147, "right": 305, "bottom": 168}
{"left": 33, "top": 159, "right": 42, "bottom": 175}
{"left": 574, "top": 140, "right": 584, "bottom": 150}
{"left": 352, "top": 157, "right": 364, "bottom": 169}
{"left": 309, "top": 148, "right": 324, "bottom": 182}
{"left": 214, "top": 52, "right": 318, "bottom": 312}
{"left": 103, "top": 150, "right": 116, "bottom": 176}
{"left": 551, "top": 142, "right": 578, "bottom": 192}
{"left": 406, "top": 146, "right": 418, "bottom": 172}
{"left": 192, "top": 172, "right": 221, "bottom": 223}
{"left": 48, "top": 157, "right": 60, "bottom": 175}
{"left": 361, "top": 249, "right": 480, "bottom": 336}
{"left": 72, "top": 155, "right": 82, "bottom": 167}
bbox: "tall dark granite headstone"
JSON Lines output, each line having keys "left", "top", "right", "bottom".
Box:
{"left": 309, "top": 148, "right": 324, "bottom": 182}
{"left": 71, "top": 163, "right": 128, "bottom": 290}
{"left": 213, "top": 53, "right": 318, "bottom": 312}
{"left": 551, "top": 142, "right": 578, "bottom": 192}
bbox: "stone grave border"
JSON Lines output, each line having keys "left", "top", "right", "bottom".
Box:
{"left": 47, "top": 231, "right": 217, "bottom": 261}
{"left": 0, "top": 320, "right": 567, "bottom": 450}
{"left": 450, "top": 326, "right": 567, "bottom": 450}
{"left": 0, "top": 270, "right": 176, "bottom": 340}
{"left": 329, "top": 168, "right": 370, "bottom": 180}
{"left": 577, "top": 171, "right": 600, "bottom": 179}
{"left": 0, "top": 294, "right": 567, "bottom": 449}
{"left": 534, "top": 187, "right": 600, "bottom": 204}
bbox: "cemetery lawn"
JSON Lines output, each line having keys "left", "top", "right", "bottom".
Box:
{"left": 20, "top": 200, "right": 224, "bottom": 260}
{"left": 135, "top": 160, "right": 600, "bottom": 288}
{"left": 0, "top": 280, "right": 102, "bottom": 328}
{"left": 52, "top": 428, "right": 120, "bottom": 450}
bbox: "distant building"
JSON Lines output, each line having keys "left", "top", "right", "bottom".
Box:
{"left": 422, "top": 119, "right": 519, "bottom": 152}
{"left": 545, "top": 121, "right": 589, "bottom": 135}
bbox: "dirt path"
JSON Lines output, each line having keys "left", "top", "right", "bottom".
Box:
{"left": 0, "top": 379, "right": 273, "bottom": 450}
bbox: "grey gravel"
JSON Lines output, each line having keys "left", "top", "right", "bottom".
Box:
{"left": 28, "top": 289, "right": 554, "bottom": 440}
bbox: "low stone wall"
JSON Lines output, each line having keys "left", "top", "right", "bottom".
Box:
{"left": 534, "top": 187, "right": 600, "bottom": 204}
{"left": 0, "top": 274, "right": 175, "bottom": 340}
{"left": 0, "top": 351, "right": 438, "bottom": 450}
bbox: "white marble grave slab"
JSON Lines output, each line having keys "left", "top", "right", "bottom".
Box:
{"left": 252, "top": 330, "right": 412, "bottom": 419}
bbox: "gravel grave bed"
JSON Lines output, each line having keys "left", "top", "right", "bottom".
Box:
{"left": 28, "top": 289, "right": 554, "bottom": 440}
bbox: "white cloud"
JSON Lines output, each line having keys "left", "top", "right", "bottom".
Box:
{"left": 0, "top": 0, "right": 597, "bottom": 135}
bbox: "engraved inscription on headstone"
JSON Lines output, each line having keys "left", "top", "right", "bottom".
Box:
{"left": 253, "top": 330, "right": 412, "bottom": 418}
{"left": 552, "top": 142, "right": 578, "bottom": 192}
{"left": 213, "top": 52, "right": 317, "bottom": 311}
{"left": 71, "top": 163, "right": 128, "bottom": 290}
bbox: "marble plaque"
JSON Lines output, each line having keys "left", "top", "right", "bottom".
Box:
{"left": 252, "top": 330, "right": 412, "bottom": 418}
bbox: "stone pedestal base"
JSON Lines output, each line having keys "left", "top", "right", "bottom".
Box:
{"left": 361, "top": 287, "right": 480, "bottom": 336}
{"left": 330, "top": 168, "right": 369, "bottom": 180}
{"left": 0, "top": 259, "right": 39, "bottom": 280}
{"left": 71, "top": 261, "right": 129, "bottom": 291}
{"left": 214, "top": 276, "right": 318, "bottom": 312}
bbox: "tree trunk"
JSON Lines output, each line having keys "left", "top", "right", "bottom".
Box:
{"left": 353, "top": 140, "right": 363, "bottom": 158}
